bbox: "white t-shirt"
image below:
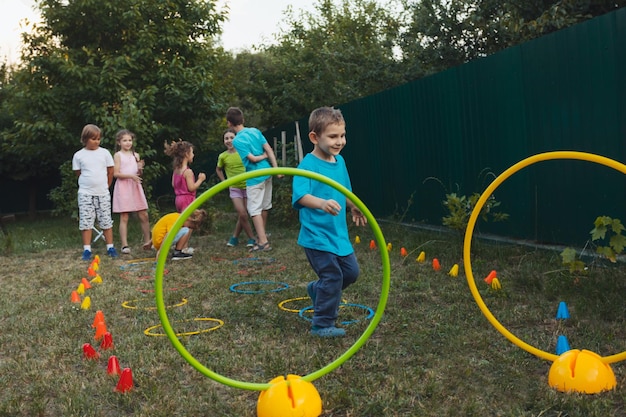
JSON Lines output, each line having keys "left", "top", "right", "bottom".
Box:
{"left": 72, "top": 147, "right": 114, "bottom": 195}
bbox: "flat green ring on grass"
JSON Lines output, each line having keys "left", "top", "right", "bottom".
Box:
{"left": 464, "top": 151, "right": 626, "bottom": 365}
{"left": 155, "top": 167, "right": 391, "bottom": 391}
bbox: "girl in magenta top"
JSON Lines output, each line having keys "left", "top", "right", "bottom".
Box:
{"left": 164, "top": 140, "right": 206, "bottom": 212}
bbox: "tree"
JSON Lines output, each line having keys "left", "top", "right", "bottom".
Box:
{"left": 400, "top": 0, "right": 626, "bottom": 77}
{"left": 0, "top": 0, "right": 228, "bottom": 215}
{"left": 230, "top": 0, "right": 406, "bottom": 128}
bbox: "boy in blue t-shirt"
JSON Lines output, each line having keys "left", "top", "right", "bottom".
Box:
{"left": 292, "top": 107, "right": 367, "bottom": 338}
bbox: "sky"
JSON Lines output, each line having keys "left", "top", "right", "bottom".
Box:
{"left": 0, "top": 0, "right": 315, "bottom": 63}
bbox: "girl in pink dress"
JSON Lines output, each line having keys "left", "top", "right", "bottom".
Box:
{"left": 112, "top": 129, "right": 151, "bottom": 254}
{"left": 164, "top": 140, "right": 206, "bottom": 212}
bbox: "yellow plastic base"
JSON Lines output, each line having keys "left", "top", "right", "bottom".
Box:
{"left": 257, "top": 375, "right": 322, "bottom": 417}
{"left": 548, "top": 349, "right": 617, "bottom": 394}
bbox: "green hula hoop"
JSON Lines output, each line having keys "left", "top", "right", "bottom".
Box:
{"left": 155, "top": 167, "right": 391, "bottom": 391}
{"left": 463, "top": 151, "right": 626, "bottom": 364}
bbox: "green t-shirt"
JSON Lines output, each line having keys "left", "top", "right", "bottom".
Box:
{"left": 217, "top": 151, "right": 246, "bottom": 189}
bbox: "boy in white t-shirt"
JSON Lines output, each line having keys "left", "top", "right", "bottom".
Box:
{"left": 72, "top": 124, "right": 119, "bottom": 260}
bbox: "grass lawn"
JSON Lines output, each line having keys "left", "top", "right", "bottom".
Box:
{"left": 2, "top": 201, "right": 626, "bottom": 416}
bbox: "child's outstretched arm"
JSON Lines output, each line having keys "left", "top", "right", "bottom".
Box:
{"left": 184, "top": 169, "right": 206, "bottom": 191}
{"left": 296, "top": 195, "right": 342, "bottom": 216}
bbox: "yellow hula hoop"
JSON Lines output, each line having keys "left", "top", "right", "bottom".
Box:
{"left": 144, "top": 317, "right": 224, "bottom": 337}
{"left": 122, "top": 298, "right": 188, "bottom": 310}
{"left": 463, "top": 151, "right": 626, "bottom": 364}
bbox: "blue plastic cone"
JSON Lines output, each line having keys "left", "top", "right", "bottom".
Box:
{"left": 555, "top": 335, "right": 571, "bottom": 355}
{"left": 556, "top": 301, "right": 570, "bottom": 320}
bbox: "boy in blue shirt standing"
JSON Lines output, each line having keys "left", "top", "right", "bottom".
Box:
{"left": 292, "top": 107, "right": 367, "bottom": 337}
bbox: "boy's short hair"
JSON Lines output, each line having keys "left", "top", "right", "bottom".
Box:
{"left": 308, "top": 107, "right": 345, "bottom": 136}
{"left": 226, "top": 107, "right": 245, "bottom": 126}
{"left": 81, "top": 124, "right": 101, "bottom": 144}
{"left": 187, "top": 209, "right": 208, "bottom": 229}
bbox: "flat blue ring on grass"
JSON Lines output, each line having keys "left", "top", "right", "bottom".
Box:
{"left": 154, "top": 167, "right": 391, "bottom": 391}
{"left": 229, "top": 280, "right": 289, "bottom": 294}
{"left": 298, "top": 303, "right": 375, "bottom": 325}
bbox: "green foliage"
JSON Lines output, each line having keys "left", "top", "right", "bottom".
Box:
{"left": 424, "top": 173, "right": 509, "bottom": 235}
{"left": 441, "top": 192, "right": 509, "bottom": 232}
{"left": 47, "top": 161, "right": 78, "bottom": 218}
{"left": 590, "top": 215, "right": 626, "bottom": 263}
{"left": 560, "top": 247, "right": 586, "bottom": 273}
{"left": 1, "top": 0, "right": 228, "bottom": 210}
{"left": 561, "top": 215, "right": 626, "bottom": 272}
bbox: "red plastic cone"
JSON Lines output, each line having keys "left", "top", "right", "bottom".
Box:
{"left": 94, "top": 321, "right": 108, "bottom": 341}
{"left": 81, "top": 277, "right": 92, "bottom": 289}
{"left": 70, "top": 291, "right": 81, "bottom": 303}
{"left": 100, "top": 332, "right": 114, "bottom": 350}
{"left": 484, "top": 270, "right": 497, "bottom": 285}
{"left": 92, "top": 311, "right": 105, "bottom": 328}
{"left": 107, "top": 356, "right": 121, "bottom": 376}
{"left": 115, "top": 368, "right": 134, "bottom": 393}
{"left": 82, "top": 343, "right": 100, "bottom": 360}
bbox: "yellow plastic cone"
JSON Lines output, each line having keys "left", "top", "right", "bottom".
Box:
{"left": 354, "top": 236, "right": 361, "bottom": 244}
{"left": 416, "top": 251, "right": 426, "bottom": 263}
{"left": 80, "top": 296, "right": 92, "bottom": 310}
{"left": 448, "top": 264, "right": 459, "bottom": 277}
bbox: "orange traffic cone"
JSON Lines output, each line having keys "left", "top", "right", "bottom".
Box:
{"left": 484, "top": 270, "right": 497, "bottom": 285}
{"left": 432, "top": 258, "right": 441, "bottom": 271}
{"left": 70, "top": 291, "right": 81, "bottom": 304}
{"left": 81, "top": 277, "right": 92, "bottom": 289}
{"left": 94, "top": 321, "right": 108, "bottom": 341}
{"left": 115, "top": 368, "right": 134, "bottom": 393}
{"left": 400, "top": 247, "right": 408, "bottom": 257}
{"left": 369, "top": 240, "right": 376, "bottom": 250}
{"left": 92, "top": 311, "right": 105, "bottom": 328}
{"left": 107, "top": 356, "right": 121, "bottom": 376}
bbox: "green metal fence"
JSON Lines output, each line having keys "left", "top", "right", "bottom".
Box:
{"left": 266, "top": 7, "right": 626, "bottom": 246}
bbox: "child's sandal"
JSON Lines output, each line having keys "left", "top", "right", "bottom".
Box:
{"left": 249, "top": 242, "right": 272, "bottom": 252}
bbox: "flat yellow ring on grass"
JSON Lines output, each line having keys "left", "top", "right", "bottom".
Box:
{"left": 122, "top": 298, "right": 188, "bottom": 310}
{"left": 144, "top": 318, "right": 224, "bottom": 337}
{"left": 278, "top": 297, "right": 348, "bottom": 313}
{"left": 463, "top": 151, "right": 626, "bottom": 364}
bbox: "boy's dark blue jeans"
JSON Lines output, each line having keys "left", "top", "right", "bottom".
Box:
{"left": 304, "top": 248, "right": 359, "bottom": 328}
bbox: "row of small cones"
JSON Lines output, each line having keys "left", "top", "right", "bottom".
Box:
{"left": 72, "top": 256, "right": 134, "bottom": 393}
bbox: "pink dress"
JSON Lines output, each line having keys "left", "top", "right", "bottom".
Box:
{"left": 173, "top": 168, "right": 195, "bottom": 212}
{"left": 112, "top": 152, "right": 148, "bottom": 213}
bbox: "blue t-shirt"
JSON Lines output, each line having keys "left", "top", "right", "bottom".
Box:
{"left": 232, "top": 127, "right": 271, "bottom": 186}
{"left": 292, "top": 153, "right": 353, "bottom": 256}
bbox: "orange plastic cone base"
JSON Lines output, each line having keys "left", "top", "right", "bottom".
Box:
{"left": 81, "top": 277, "right": 92, "bottom": 289}
{"left": 70, "top": 291, "right": 81, "bottom": 303}
{"left": 484, "top": 270, "right": 497, "bottom": 285}
{"left": 257, "top": 375, "right": 322, "bottom": 417}
{"left": 115, "top": 368, "right": 134, "bottom": 393}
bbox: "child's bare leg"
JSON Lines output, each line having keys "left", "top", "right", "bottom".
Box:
{"left": 103, "top": 228, "right": 114, "bottom": 245}
{"left": 81, "top": 229, "right": 92, "bottom": 246}
{"left": 119, "top": 212, "right": 129, "bottom": 247}
{"left": 175, "top": 231, "right": 192, "bottom": 251}
{"left": 137, "top": 210, "right": 151, "bottom": 248}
